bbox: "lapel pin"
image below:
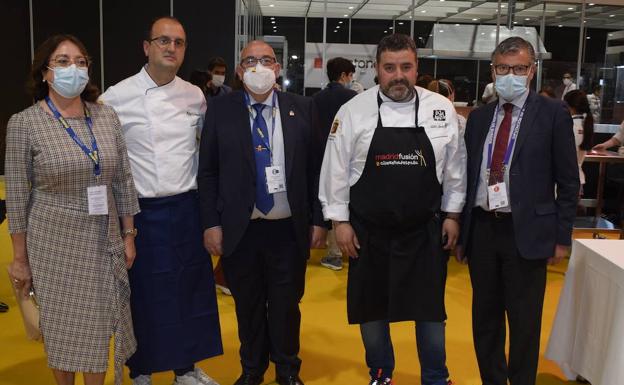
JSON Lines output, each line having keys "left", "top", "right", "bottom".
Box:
{"left": 289, "top": 110, "right": 295, "bottom": 116}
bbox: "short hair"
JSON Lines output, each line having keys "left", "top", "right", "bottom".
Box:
{"left": 491, "top": 36, "right": 536, "bottom": 63}
{"left": 326, "top": 57, "right": 356, "bottom": 82}
{"left": 416, "top": 74, "right": 433, "bottom": 88}
{"left": 28, "top": 34, "right": 100, "bottom": 102}
{"left": 145, "top": 16, "right": 185, "bottom": 41}
{"left": 539, "top": 86, "right": 556, "bottom": 98}
{"left": 428, "top": 79, "right": 455, "bottom": 98}
{"left": 564, "top": 90, "right": 594, "bottom": 150}
{"left": 376, "top": 33, "right": 417, "bottom": 63}
{"left": 189, "top": 69, "right": 211, "bottom": 94}
{"left": 207, "top": 56, "right": 227, "bottom": 71}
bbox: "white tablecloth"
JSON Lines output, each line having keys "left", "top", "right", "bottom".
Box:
{"left": 546, "top": 239, "right": 624, "bottom": 385}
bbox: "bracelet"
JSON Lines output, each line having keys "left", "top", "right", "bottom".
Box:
{"left": 121, "top": 228, "right": 138, "bottom": 237}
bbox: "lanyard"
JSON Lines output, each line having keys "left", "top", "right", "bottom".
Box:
{"left": 486, "top": 102, "right": 526, "bottom": 172}
{"left": 45, "top": 96, "right": 100, "bottom": 176}
{"left": 244, "top": 91, "right": 277, "bottom": 160}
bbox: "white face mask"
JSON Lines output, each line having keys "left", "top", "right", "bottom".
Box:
{"left": 243, "top": 64, "right": 276, "bottom": 94}
{"left": 48, "top": 64, "right": 89, "bottom": 98}
{"left": 495, "top": 74, "right": 528, "bottom": 101}
{"left": 211, "top": 74, "right": 225, "bottom": 88}
{"left": 563, "top": 78, "right": 572, "bottom": 86}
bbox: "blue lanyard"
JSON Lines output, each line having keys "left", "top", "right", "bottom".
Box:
{"left": 486, "top": 102, "right": 526, "bottom": 171}
{"left": 45, "top": 96, "right": 100, "bottom": 176}
{"left": 244, "top": 91, "right": 277, "bottom": 159}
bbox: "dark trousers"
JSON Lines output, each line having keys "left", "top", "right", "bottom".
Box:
{"left": 222, "top": 218, "right": 306, "bottom": 378}
{"left": 467, "top": 209, "right": 547, "bottom": 385}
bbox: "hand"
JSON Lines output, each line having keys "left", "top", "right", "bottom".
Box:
{"left": 548, "top": 244, "right": 569, "bottom": 265}
{"left": 455, "top": 245, "right": 468, "bottom": 264}
{"left": 335, "top": 222, "right": 360, "bottom": 258}
{"left": 204, "top": 227, "right": 223, "bottom": 256}
{"left": 442, "top": 218, "right": 460, "bottom": 251}
{"left": 591, "top": 143, "right": 608, "bottom": 154}
{"left": 309, "top": 226, "right": 328, "bottom": 249}
{"left": 8, "top": 259, "right": 32, "bottom": 298}
{"left": 123, "top": 236, "right": 136, "bottom": 269}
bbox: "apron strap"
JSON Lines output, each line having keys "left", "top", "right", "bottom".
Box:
{"left": 376, "top": 89, "right": 421, "bottom": 129}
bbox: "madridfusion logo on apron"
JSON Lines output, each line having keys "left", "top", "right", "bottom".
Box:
{"left": 375, "top": 150, "right": 427, "bottom": 167}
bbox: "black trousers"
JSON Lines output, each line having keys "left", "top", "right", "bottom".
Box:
{"left": 222, "top": 218, "right": 307, "bottom": 378}
{"left": 467, "top": 208, "right": 547, "bottom": 385}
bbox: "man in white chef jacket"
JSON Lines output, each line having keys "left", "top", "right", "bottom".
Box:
{"left": 100, "top": 16, "right": 222, "bottom": 385}
{"left": 319, "top": 34, "right": 466, "bottom": 385}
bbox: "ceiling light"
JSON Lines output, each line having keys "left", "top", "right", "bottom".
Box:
{"left": 398, "top": 22, "right": 404, "bottom": 25}
{"left": 455, "top": 23, "right": 460, "bottom": 26}
{"left": 472, "top": 18, "right": 478, "bottom": 21}
{"left": 408, "top": 16, "right": 412, "bottom": 19}
{"left": 513, "top": 21, "right": 518, "bottom": 24}
{"left": 567, "top": 7, "right": 574, "bottom": 10}
{"left": 344, "top": 14, "right": 348, "bottom": 17}
{"left": 384, "top": 30, "right": 388, "bottom": 33}
{"left": 610, "top": 14, "right": 615, "bottom": 17}
{"left": 270, "top": 17, "right": 275, "bottom": 20}
{"left": 339, "top": 21, "right": 343, "bottom": 24}
{"left": 501, "top": 4, "right": 506, "bottom": 7}
{"left": 558, "top": 24, "right": 563, "bottom": 27}
{"left": 334, "top": 30, "right": 337, "bottom": 32}
{"left": 586, "top": 36, "right": 591, "bottom": 39}
{"left": 481, "top": 32, "right": 485, "bottom": 35}
{"left": 421, "top": 10, "right": 426, "bottom": 13}
{"left": 439, "top": 30, "right": 444, "bottom": 33}
{"left": 440, "top": 0, "right": 445, "bottom": 2}
{"left": 525, "top": 18, "right": 530, "bottom": 21}
{"left": 269, "top": 4, "right": 274, "bottom": 7}
{"left": 589, "top": 3, "right": 595, "bottom": 5}
{"left": 291, "top": 55, "right": 298, "bottom": 59}
{"left": 609, "top": 33, "right": 613, "bottom": 37}
{"left": 348, "top": 6, "right": 354, "bottom": 9}
{"left": 271, "top": 21, "right": 275, "bottom": 24}
{"left": 337, "top": 25, "right": 340, "bottom": 29}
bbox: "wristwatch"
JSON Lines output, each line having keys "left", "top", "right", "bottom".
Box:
{"left": 121, "top": 228, "right": 138, "bottom": 238}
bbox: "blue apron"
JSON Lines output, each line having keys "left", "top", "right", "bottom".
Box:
{"left": 127, "top": 190, "right": 223, "bottom": 373}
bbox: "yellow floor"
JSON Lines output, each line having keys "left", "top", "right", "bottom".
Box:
{"left": 0, "top": 184, "right": 572, "bottom": 385}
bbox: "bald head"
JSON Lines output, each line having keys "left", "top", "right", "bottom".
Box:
{"left": 241, "top": 40, "right": 276, "bottom": 60}
{"left": 236, "top": 40, "right": 281, "bottom": 97}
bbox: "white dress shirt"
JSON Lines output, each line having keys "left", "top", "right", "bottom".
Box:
{"left": 319, "top": 85, "right": 467, "bottom": 222}
{"left": 571, "top": 115, "right": 587, "bottom": 185}
{"left": 247, "top": 91, "right": 292, "bottom": 220}
{"left": 100, "top": 66, "right": 207, "bottom": 198}
{"left": 475, "top": 89, "right": 530, "bottom": 212}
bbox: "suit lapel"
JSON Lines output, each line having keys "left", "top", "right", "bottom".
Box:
{"left": 236, "top": 91, "right": 256, "bottom": 178}
{"left": 278, "top": 91, "right": 296, "bottom": 180}
{"left": 475, "top": 102, "right": 497, "bottom": 172}
{"left": 511, "top": 91, "right": 539, "bottom": 165}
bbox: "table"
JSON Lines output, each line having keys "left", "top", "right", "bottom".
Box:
{"left": 546, "top": 239, "right": 624, "bottom": 385}
{"left": 583, "top": 151, "right": 624, "bottom": 219}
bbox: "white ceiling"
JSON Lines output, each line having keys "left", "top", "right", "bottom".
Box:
{"left": 258, "top": 0, "right": 624, "bottom": 29}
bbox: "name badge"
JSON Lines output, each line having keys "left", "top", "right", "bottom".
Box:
{"left": 487, "top": 182, "right": 509, "bottom": 210}
{"left": 87, "top": 185, "right": 108, "bottom": 215}
{"left": 265, "top": 165, "right": 286, "bottom": 193}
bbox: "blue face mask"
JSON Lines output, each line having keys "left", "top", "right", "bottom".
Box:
{"left": 495, "top": 74, "right": 527, "bottom": 102}
{"left": 48, "top": 64, "right": 89, "bottom": 98}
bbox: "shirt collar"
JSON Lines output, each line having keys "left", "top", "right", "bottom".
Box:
{"left": 498, "top": 87, "right": 529, "bottom": 109}
{"left": 248, "top": 90, "right": 276, "bottom": 108}
{"left": 140, "top": 65, "right": 177, "bottom": 91}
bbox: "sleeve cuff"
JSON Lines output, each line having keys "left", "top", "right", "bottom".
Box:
{"left": 441, "top": 193, "right": 465, "bottom": 214}
{"left": 322, "top": 204, "right": 350, "bottom": 222}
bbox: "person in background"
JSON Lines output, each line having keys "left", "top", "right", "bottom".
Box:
{"left": 206, "top": 56, "right": 231, "bottom": 98}
{"left": 457, "top": 36, "right": 578, "bottom": 385}
{"left": 190, "top": 69, "right": 213, "bottom": 100}
{"left": 416, "top": 73, "right": 433, "bottom": 88}
{"left": 564, "top": 90, "right": 594, "bottom": 194}
{"left": 539, "top": 86, "right": 556, "bottom": 98}
{"left": 198, "top": 40, "right": 327, "bottom": 385}
{"left": 428, "top": 79, "right": 467, "bottom": 137}
{"left": 481, "top": 82, "right": 497, "bottom": 104}
{"left": 561, "top": 72, "right": 577, "bottom": 99}
{"left": 592, "top": 119, "right": 624, "bottom": 153}
{"left": 100, "top": 16, "right": 222, "bottom": 385}
{"left": 6, "top": 34, "right": 139, "bottom": 385}
{"left": 586, "top": 84, "right": 601, "bottom": 123}
{"left": 313, "top": 57, "right": 358, "bottom": 271}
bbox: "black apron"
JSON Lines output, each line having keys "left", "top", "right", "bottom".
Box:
{"left": 347, "top": 92, "right": 447, "bottom": 324}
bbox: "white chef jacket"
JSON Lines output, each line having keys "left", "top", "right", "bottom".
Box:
{"left": 571, "top": 115, "right": 587, "bottom": 185}
{"left": 319, "top": 85, "right": 467, "bottom": 222}
{"left": 100, "top": 66, "right": 207, "bottom": 198}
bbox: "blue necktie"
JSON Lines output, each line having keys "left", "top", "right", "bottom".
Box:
{"left": 252, "top": 103, "right": 274, "bottom": 214}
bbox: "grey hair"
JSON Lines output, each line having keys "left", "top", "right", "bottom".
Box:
{"left": 491, "top": 37, "right": 536, "bottom": 63}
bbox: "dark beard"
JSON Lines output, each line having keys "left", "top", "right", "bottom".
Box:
{"left": 381, "top": 78, "right": 415, "bottom": 102}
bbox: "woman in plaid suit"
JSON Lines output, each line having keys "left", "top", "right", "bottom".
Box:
{"left": 5, "top": 34, "right": 139, "bottom": 385}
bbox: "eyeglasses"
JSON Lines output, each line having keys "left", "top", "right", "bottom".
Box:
{"left": 240, "top": 56, "right": 277, "bottom": 68}
{"left": 492, "top": 64, "right": 532, "bottom": 76}
{"left": 49, "top": 55, "right": 89, "bottom": 68}
{"left": 148, "top": 36, "right": 186, "bottom": 49}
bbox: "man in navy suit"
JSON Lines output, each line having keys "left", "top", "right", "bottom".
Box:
{"left": 198, "top": 40, "right": 327, "bottom": 385}
{"left": 456, "top": 37, "right": 579, "bottom": 385}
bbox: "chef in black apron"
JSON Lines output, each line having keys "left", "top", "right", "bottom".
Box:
{"left": 319, "top": 34, "right": 466, "bottom": 385}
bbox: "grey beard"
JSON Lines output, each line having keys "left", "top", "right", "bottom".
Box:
{"left": 382, "top": 85, "right": 415, "bottom": 103}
